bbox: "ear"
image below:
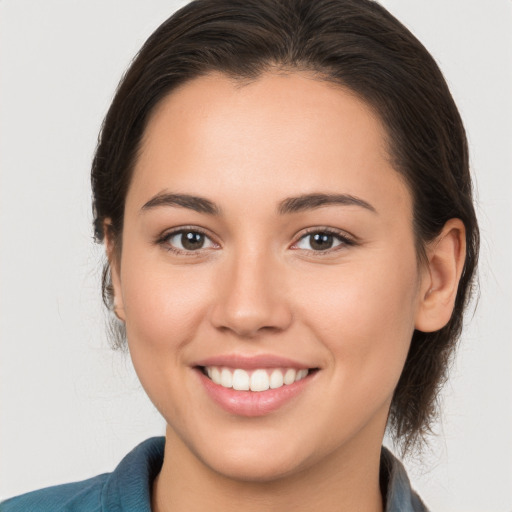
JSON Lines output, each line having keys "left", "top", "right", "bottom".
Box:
{"left": 415, "top": 218, "right": 466, "bottom": 332}
{"left": 104, "top": 220, "right": 126, "bottom": 322}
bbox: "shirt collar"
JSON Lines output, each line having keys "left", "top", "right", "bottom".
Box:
{"left": 102, "top": 437, "right": 165, "bottom": 512}
{"left": 381, "top": 446, "right": 429, "bottom": 511}
{"left": 101, "top": 438, "right": 428, "bottom": 512}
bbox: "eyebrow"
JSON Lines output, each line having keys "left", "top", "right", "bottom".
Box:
{"left": 278, "top": 193, "right": 377, "bottom": 215}
{"left": 141, "top": 191, "right": 376, "bottom": 216}
{"left": 141, "top": 192, "right": 220, "bottom": 215}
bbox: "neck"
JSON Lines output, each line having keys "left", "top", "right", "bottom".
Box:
{"left": 152, "top": 425, "right": 384, "bottom": 512}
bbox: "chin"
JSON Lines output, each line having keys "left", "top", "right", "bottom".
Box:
{"left": 205, "top": 450, "right": 306, "bottom": 483}
{"left": 190, "top": 430, "right": 320, "bottom": 483}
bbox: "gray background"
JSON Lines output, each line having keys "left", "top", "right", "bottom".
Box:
{"left": 1, "top": 1, "right": 511, "bottom": 510}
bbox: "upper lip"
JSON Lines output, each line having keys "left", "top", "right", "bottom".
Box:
{"left": 193, "top": 354, "right": 315, "bottom": 370}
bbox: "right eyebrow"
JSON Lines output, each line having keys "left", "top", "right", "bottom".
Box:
{"left": 277, "top": 193, "right": 377, "bottom": 215}
{"left": 140, "top": 192, "right": 221, "bottom": 215}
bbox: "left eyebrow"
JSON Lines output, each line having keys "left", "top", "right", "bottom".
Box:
{"left": 141, "top": 192, "right": 221, "bottom": 215}
{"left": 277, "top": 193, "right": 377, "bottom": 215}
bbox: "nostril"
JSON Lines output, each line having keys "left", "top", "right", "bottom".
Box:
{"left": 208, "top": 272, "right": 293, "bottom": 337}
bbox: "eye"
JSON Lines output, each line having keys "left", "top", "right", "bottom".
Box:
{"left": 294, "top": 230, "right": 353, "bottom": 252}
{"left": 161, "top": 229, "right": 217, "bottom": 253}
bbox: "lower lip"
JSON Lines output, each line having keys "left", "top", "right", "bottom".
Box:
{"left": 196, "top": 369, "right": 315, "bottom": 417}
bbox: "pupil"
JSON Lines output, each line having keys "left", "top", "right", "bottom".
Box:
{"left": 311, "top": 233, "right": 333, "bottom": 250}
{"left": 182, "top": 232, "right": 204, "bottom": 250}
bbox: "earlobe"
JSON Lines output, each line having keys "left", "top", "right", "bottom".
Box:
{"left": 415, "top": 219, "right": 466, "bottom": 333}
{"left": 103, "top": 220, "right": 126, "bottom": 322}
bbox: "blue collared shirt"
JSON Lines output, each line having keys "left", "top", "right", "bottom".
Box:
{"left": 1, "top": 437, "right": 428, "bottom": 511}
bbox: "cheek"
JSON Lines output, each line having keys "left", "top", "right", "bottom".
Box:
{"left": 297, "top": 248, "right": 420, "bottom": 394}
{"left": 119, "top": 249, "right": 214, "bottom": 354}
{"left": 118, "top": 251, "right": 217, "bottom": 419}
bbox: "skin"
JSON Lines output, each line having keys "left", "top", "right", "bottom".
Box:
{"left": 107, "top": 71, "right": 466, "bottom": 512}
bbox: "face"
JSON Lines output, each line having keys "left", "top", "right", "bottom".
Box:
{"left": 110, "top": 71, "right": 427, "bottom": 481}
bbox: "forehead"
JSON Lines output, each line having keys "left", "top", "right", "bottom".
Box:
{"left": 129, "top": 71, "right": 411, "bottom": 218}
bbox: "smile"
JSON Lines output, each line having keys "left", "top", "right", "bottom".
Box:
{"left": 202, "top": 366, "right": 309, "bottom": 392}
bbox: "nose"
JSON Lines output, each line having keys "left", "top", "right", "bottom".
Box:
{"left": 209, "top": 249, "right": 293, "bottom": 338}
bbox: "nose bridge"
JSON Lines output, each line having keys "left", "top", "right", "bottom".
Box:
{"left": 210, "top": 243, "right": 292, "bottom": 337}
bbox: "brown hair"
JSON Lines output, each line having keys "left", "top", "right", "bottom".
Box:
{"left": 91, "top": 0, "right": 479, "bottom": 452}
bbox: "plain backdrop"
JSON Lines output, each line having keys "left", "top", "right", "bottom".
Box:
{"left": 1, "top": 1, "right": 511, "bottom": 510}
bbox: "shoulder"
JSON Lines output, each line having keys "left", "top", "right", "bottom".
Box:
{"left": 0, "top": 474, "right": 108, "bottom": 512}
{"left": 381, "top": 447, "right": 430, "bottom": 512}
{"left": 0, "top": 437, "right": 165, "bottom": 512}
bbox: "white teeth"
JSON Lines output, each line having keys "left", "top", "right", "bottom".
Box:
{"left": 269, "top": 369, "right": 284, "bottom": 389}
{"left": 204, "top": 366, "right": 310, "bottom": 391}
{"left": 211, "top": 367, "right": 221, "bottom": 385}
{"left": 296, "top": 369, "right": 308, "bottom": 381}
{"left": 232, "top": 369, "right": 250, "bottom": 390}
{"left": 220, "top": 368, "right": 233, "bottom": 388}
{"left": 283, "top": 368, "right": 296, "bottom": 385}
{"left": 250, "top": 369, "right": 270, "bottom": 392}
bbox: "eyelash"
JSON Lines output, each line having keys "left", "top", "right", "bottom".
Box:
{"left": 156, "top": 226, "right": 356, "bottom": 256}
{"left": 156, "top": 226, "right": 217, "bottom": 256}
{"left": 292, "top": 228, "right": 356, "bottom": 254}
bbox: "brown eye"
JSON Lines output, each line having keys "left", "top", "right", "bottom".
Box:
{"left": 309, "top": 233, "right": 334, "bottom": 250}
{"left": 165, "top": 230, "right": 215, "bottom": 252}
{"left": 181, "top": 231, "right": 205, "bottom": 250}
{"left": 295, "top": 231, "right": 350, "bottom": 252}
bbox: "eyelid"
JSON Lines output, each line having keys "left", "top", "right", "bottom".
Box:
{"left": 290, "top": 227, "right": 357, "bottom": 252}
{"left": 155, "top": 225, "right": 220, "bottom": 255}
{"left": 155, "top": 225, "right": 357, "bottom": 256}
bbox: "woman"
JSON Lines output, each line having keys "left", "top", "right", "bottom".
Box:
{"left": 1, "top": 0, "right": 479, "bottom": 510}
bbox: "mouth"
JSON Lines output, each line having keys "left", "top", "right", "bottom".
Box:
{"left": 194, "top": 362, "right": 319, "bottom": 417}
{"left": 198, "top": 365, "right": 315, "bottom": 392}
